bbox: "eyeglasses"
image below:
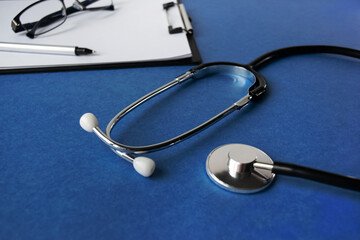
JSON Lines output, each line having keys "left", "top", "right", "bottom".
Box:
{"left": 12, "top": 0, "right": 114, "bottom": 39}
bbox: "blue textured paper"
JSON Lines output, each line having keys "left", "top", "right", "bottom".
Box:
{"left": 1, "top": 0, "right": 359, "bottom": 239}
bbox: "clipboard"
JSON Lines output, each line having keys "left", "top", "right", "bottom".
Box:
{"left": 0, "top": 0, "right": 202, "bottom": 74}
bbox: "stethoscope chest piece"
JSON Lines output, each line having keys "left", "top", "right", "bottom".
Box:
{"left": 206, "top": 144, "right": 275, "bottom": 193}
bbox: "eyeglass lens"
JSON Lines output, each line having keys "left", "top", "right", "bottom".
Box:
{"left": 20, "top": 0, "right": 66, "bottom": 36}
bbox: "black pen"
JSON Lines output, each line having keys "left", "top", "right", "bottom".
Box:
{"left": 0, "top": 42, "right": 95, "bottom": 56}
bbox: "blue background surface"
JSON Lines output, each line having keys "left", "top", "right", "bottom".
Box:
{"left": 1, "top": 0, "right": 360, "bottom": 239}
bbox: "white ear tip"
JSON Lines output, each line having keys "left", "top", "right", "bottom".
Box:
{"left": 79, "top": 113, "right": 99, "bottom": 132}
{"left": 133, "top": 157, "right": 155, "bottom": 177}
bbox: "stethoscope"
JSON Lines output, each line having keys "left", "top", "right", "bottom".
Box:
{"left": 80, "top": 45, "right": 360, "bottom": 193}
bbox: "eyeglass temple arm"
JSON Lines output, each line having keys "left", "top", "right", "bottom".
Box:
{"left": 75, "top": 0, "right": 114, "bottom": 11}
{"left": 13, "top": 0, "right": 114, "bottom": 33}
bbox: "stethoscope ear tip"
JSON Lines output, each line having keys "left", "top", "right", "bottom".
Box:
{"left": 80, "top": 113, "right": 99, "bottom": 132}
{"left": 133, "top": 157, "right": 156, "bottom": 177}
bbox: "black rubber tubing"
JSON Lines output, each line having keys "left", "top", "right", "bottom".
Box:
{"left": 273, "top": 161, "right": 360, "bottom": 192}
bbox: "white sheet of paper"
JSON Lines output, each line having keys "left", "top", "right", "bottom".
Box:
{"left": 0, "top": 0, "right": 192, "bottom": 69}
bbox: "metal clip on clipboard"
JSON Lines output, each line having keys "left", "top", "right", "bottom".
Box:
{"left": 163, "top": 1, "right": 193, "bottom": 35}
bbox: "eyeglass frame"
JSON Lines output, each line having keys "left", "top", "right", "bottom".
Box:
{"left": 11, "top": 0, "right": 114, "bottom": 39}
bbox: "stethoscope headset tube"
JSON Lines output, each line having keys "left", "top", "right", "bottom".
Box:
{"left": 80, "top": 45, "right": 360, "bottom": 192}
{"left": 80, "top": 62, "right": 263, "bottom": 176}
